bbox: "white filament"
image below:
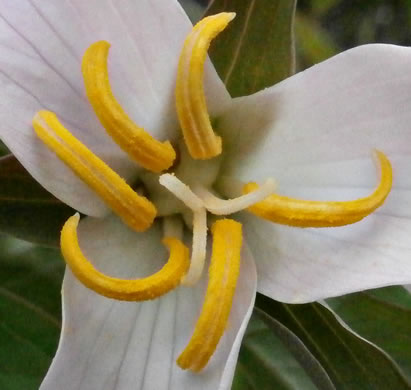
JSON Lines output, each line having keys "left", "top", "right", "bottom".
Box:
{"left": 159, "top": 173, "right": 208, "bottom": 287}
{"left": 195, "top": 178, "right": 276, "bottom": 215}
{"left": 159, "top": 173, "right": 204, "bottom": 211}
{"left": 182, "top": 208, "right": 208, "bottom": 286}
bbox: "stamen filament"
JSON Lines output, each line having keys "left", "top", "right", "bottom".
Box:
{"left": 61, "top": 214, "right": 189, "bottom": 301}
{"left": 177, "top": 219, "right": 242, "bottom": 372}
{"left": 82, "top": 41, "right": 176, "bottom": 172}
{"left": 195, "top": 178, "right": 276, "bottom": 215}
{"left": 176, "top": 13, "right": 236, "bottom": 159}
{"left": 243, "top": 150, "right": 392, "bottom": 227}
{"left": 33, "top": 110, "right": 156, "bottom": 232}
{"left": 182, "top": 208, "right": 208, "bottom": 286}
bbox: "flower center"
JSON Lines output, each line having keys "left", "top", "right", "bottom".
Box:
{"left": 140, "top": 140, "right": 276, "bottom": 286}
{"left": 31, "top": 12, "right": 392, "bottom": 372}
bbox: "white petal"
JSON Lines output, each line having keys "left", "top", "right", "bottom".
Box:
{"left": 41, "top": 215, "right": 256, "bottom": 390}
{"left": 237, "top": 155, "right": 411, "bottom": 302}
{"left": 0, "top": 0, "right": 230, "bottom": 215}
{"left": 240, "top": 208, "right": 411, "bottom": 303}
{"left": 216, "top": 44, "right": 411, "bottom": 302}
{"left": 218, "top": 44, "right": 411, "bottom": 188}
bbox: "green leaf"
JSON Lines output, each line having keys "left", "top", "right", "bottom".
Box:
{"left": 366, "top": 286, "right": 411, "bottom": 310}
{"left": 255, "top": 294, "right": 411, "bottom": 390}
{"left": 206, "top": 0, "right": 297, "bottom": 97}
{"left": 0, "top": 141, "right": 9, "bottom": 157}
{"left": 295, "top": 13, "right": 339, "bottom": 69}
{"left": 0, "top": 155, "right": 74, "bottom": 246}
{"left": 310, "top": 0, "right": 342, "bottom": 17}
{"left": 327, "top": 287, "right": 411, "bottom": 381}
{"left": 179, "top": 0, "right": 205, "bottom": 22}
{"left": 233, "top": 312, "right": 319, "bottom": 390}
{"left": 0, "top": 235, "right": 64, "bottom": 390}
{"left": 255, "top": 308, "right": 335, "bottom": 390}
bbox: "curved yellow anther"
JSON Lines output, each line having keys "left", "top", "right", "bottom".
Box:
{"left": 243, "top": 150, "right": 392, "bottom": 228}
{"left": 33, "top": 110, "right": 156, "bottom": 232}
{"left": 82, "top": 41, "right": 176, "bottom": 172}
{"left": 177, "top": 219, "right": 242, "bottom": 372}
{"left": 61, "top": 214, "right": 189, "bottom": 301}
{"left": 176, "top": 12, "right": 235, "bottom": 160}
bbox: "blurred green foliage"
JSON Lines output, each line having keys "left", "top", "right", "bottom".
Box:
{"left": 0, "top": 236, "right": 64, "bottom": 389}
{"left": 190, "top": 0, "right": 411, "bottom": 69}
{"left": 296, "top": 0, "right": 411, "bottom": 68}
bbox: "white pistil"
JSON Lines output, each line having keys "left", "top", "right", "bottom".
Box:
{"left": 158, "top": 174, "right": 275, "bottom": 287}
{"left": 182, "top": 208, "right": 208, "bottom": 286}
{"left": 159, "top": 173, "right": 208, "bottom": 287}
{"left": 195, "top": 178, "right": 276, "bottom": 215}
{"left": 159, "top": 173, "right": 204, "bottom": 211}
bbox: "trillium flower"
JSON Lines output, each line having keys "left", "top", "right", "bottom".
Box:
{"left": 1, "top": 0, "right": 411, "bottom": 388}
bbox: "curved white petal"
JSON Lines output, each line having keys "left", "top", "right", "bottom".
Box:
{"left": 0, "top": 0, "right": 230, "bottom": 215}
{"left": 235, "top": 154, "right": 411, "bottom": 302}
{"left": 218, "top": 44, "right": 411, "bottom": 188}
{"left": 41, "top": 215, "right": 256, "bottom": 390}
{"left": 216, "top": 44, "right": 411, "bottom": 302}
{"left": 240, "top": 205, "right": 411, "bottom": 303}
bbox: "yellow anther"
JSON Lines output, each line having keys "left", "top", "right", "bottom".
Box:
{"left": 177, "top": 219, "right": 242, "bottom": 372}
{"left": 33, "top": 110, "right": 156, "bottom": 232}
{"left": 243, "top": 150, "right": 392, "bottom": 228}
{"left": 82, "top": 41, "right": 176, "bottom": 173}
{"left": 61, "top": 214, "right": 189, "bottom": 301}
{"left": 176, "top": 13, "right": 235, "bottom": 160}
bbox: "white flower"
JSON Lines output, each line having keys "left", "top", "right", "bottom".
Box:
{"left": 1, "top": 0, "right": 411, "bottom": 389}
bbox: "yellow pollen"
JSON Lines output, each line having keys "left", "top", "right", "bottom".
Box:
{"left": 176, "top": 12, "right": 236, "bottom": 160}
{"left": 82, "top": 41, "right": 176, "bottom": 173}
{"left": 33, "top": 110, "right": 156, "bottom": 232}
{"left": 177, "top": 219, "right": 242, "bottom": 372}
{"left": 243, "top": 150, "right": 392, "bottom": 227}
{"left": 61, "top": 214, "right": 189, "bottom": 301}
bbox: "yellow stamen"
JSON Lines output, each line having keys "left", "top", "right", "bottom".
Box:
{"left": 33, "top": 110, "right": 156, "bottom": 232}
{"left": 177, "top": 219, "right": 242, "bottom": 372}
{"left": 176, "top": 13, "right": 236, "bottom": 160}
{"left": 61, "top": 214, "right": 189, "bottom": 301}
{"left": 243, "top": 150, "right": 392, "bottom": 227}
{"left": 82, "top": 41, "right": 176, "bottom": 172}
